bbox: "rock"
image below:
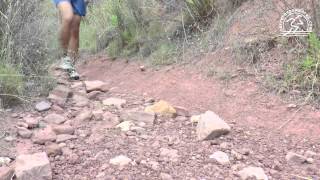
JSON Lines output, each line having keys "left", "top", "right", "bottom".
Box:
{"left": 209, "top": 151, "right": 230, "bottom": 165}
{"left": 174, "top": 106, "right": 190, "bottom": 117}
{"left": 75, "top": 110, "right": 92, "bottom": 121}
{"left": 285, "top": 152, "right": 307, "bottom": 164}
{"left": 145, "top": 100, "right": 176, "bottom": 117}
{"left": 139, "top": 65, "right": 145, "bottom": 71}
{"left": 103, "top": 112, "right": 120, "bottom": 127}
{"left": 0, "top": 157, "right": 11, "bottom": 166}
{"left": 92, "top": 110, "right": 104, "bottom": 121}
{"left": 4, "top": 136, "right": 15, "bottom": 142}
{"left": 87, "top": 91, "right": 102, "bottom": 100}
{"left": 306, "top": 158, "right": 314, "bottom": 164}
{"left": 44, "top": 113, "right": 66, "bottom": 124}
{"left": 305, "top": 150, "right": 317, "bottom": 157}
{"left": 196, "top": 111, "right": 231, "bottom": 140}
{"left": 15, "top": 152, "right": 52, "bottom": 180}
{"left": 52, "top": 125, "right": 75, "bottom": 135}
{"left": 48, "top": 85, "right": 72, "bottom": 106}
{"left": 120, "top": 111, "right": 155, "bottom": 125}
{"left": 102, "top": 98, "right": 126, "bottom": 108}
{"left": 160, "top": 173, "right": 173, "bottom": 180}
{"left": 32, "top": 126, "right": 57, "bottom": 145}
{"left": 116, "top": 121, "right": 134, "bottom": 132}
{"left": 148, "top": 161, "right": 159, "bottom": 171}
{"left": 109, "top": 155, "right": 132, "bottom": 167}
{"left": 16, "top": 122, "right": 28, "bottom": 129}
{"left": 238, "top": 166, "right": 268, "bottom": 180}
{"left": 0, "top": 166, "right": 14, "bottom": 180}
{"left": 18, "top": 128, "right": 33, "bottom": 139}
{"left": 191, "top": 115, "right": 201, "bottom": 123}
{"left": 56, "top": 134, "right": 77, "bottom": 143}
{"left": 160, "top": 148, "right": 179, "bottom": 162}
{"left": 72, "top": 93, "right": 89, "bottom": 107}
{"left": 24, "top": 117, "right": 40, "bottom": 129}
{"left": 46, "top": 143, "right": 62, "bottom": 156}
{"left": 84, "top": 80, "right": 108, "bottom": 92}
{"left": 35, "top": 101, "right": 51, "bottom": 112}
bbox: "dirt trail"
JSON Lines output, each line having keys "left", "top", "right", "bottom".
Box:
{"left": 79, "top": 55, "right": 320, "bottom": 139}
{"left": 0, "top": 55, "right": 319, "bottom": 180}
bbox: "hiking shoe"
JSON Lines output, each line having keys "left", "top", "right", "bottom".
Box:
{"left": 59, "top": 56, "right": 74, "bottom": 71}
{"left": 68, "top": 69, "right": 80, "bottom": 80}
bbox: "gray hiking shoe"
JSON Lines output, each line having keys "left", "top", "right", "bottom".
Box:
{"left": 68, "top": 69, "right": 80, "bottom": 80}
{"left": 59, "top": 56, "right": 74, "bottom": 70}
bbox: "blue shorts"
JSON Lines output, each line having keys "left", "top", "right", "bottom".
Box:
{"left": 53, "top": 0, "right": 86, "bottom": 16}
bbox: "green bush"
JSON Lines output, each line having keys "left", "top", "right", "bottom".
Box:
{"left": 0, "top": 64, "right": 23, "bottom": 106}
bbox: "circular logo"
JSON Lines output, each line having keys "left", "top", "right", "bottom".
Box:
{"left": 279, "top": 9, "right": 313, "bottom": 36}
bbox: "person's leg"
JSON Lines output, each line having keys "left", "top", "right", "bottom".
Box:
{"left": 69, "top": 15, "right": 81, "bottom": 61}
{"left": 57, "top": 1, "right": 74, "bottom": 56}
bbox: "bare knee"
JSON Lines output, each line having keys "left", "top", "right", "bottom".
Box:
{"left": 58, "top": 2, "right": 74, "bottom": 25}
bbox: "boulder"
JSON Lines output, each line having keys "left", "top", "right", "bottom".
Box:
{"left": 15, "top": 152, "right": 52, "bottom": 180}
{"left": 196, "top": 111, "right": 231, "bottom": 140}
{"left": 145, "top": 100, "right": 176, "bottom": 117}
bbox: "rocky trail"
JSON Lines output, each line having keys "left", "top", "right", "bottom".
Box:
{"left": 0, "top": 56, "right": 320, "bottom": 180}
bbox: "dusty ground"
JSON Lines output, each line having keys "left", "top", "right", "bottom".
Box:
{"left": 0, "top": 55, "right": 319, "bottom": 180}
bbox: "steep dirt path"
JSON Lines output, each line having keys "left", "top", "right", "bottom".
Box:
{"left": 78, "top": 55, "right": 320, "bottom": 139}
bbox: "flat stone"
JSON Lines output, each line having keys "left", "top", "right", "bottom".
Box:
{"left": 174, "top": 106, "right": 190, "bottom": 117}
{"left": 209, "top": 151, "right": 230, "bottom": 165}
{"left": 102, "top": 98, "right": 126, "bottom": 108}
{"left": 52, "top": 125, "right": 75, "bottom": 135}
{"left": 109, "top": 155, "right": 132, "bottom": 167}
{"left": 72, "top": 93, "right": 89, "bottom": 107}
{"left": 56, "top": 134, "right": 77, "bottom": 143}
{"left": 120, "top": 111, "right": 155, "bottom": 125}
{"left": 87, "top": 91, "right": 102, "bottom": 100}
{"left": 24, "top": 117, "right": 40, "bottom": 129}
{"left": 35, "top": 101, "right": 51, "bottom": 112}
{"left": 84, "top": 80, "right": 108, "bottom": 92}
{"left": 32, "top": 126, "right": 57, "bottom": 145}
{"left": 238, "top": 166, "right": 268, "bottom": 180}
{"left": 15, "top": 152, "right": 52, "bottom": 180}
{"left": 46, "top": 143, "right": 62, "bottom": 156}
{"left": 48, "top": 85, "right": 72, "bottom": 106}
{"left": 116, "top": 121, "right": 134, "bottom": 132}
{"left": 75, "top": 110, "right": 92, "bottom": 121}
{"left": 18, "top": 128, "right": 33, "bottom": 139}
{"left": 286, "top": 152, "right": 307, "bottom": 164}
{"left": 196, "top": 111, "right": 231, "bottom": 140}
{"left": 44, "top": 113, "right": 66, "bottom": 124}
{"left": 145, "top": 100, "right": 176, "bottom": 117}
